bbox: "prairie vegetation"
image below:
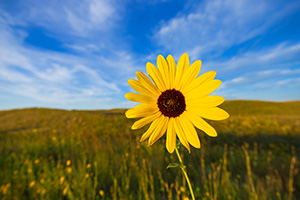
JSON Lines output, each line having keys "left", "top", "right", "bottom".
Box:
{"left": 0, "top": 100, "right": 299, "bottom": 199}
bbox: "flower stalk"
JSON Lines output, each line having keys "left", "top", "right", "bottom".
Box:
{"left": 167, "top": 141, "right": 196, "bottom": 200}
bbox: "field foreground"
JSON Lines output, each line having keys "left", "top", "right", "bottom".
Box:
{"left": 0, "top": 100, "right": 300, "bottom": 199}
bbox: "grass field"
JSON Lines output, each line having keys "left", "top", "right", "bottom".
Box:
{"left": 0, "top": 100, "right": 299, "bottom": 200}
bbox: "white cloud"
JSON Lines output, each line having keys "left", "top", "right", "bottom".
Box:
{"left": 280, "top": 69, "right": 300, "bottom": 75}
{"left": 0, "top": 47, "right": 121, "bottom": 103}
{"left": 0, "top": 0, "right": 143, "bottom": 109}
{"left": 64, "top": 0, "right": 116, "bottom": 36}
{"left": 153, "top": 0, "right": 300, "bottom": 58}
{"left": 1, "top": 0, "right": 120, "bottom": 38}
{"left": 217, "top": 44, "right": 300, "bottom": 86}
{"left": 0, "top": 12, "right": 132, "bottom": 107}
{"left": 65, "top": 43, "right": 103, "bottom": 52}
{"left": 219, "top": 67, "right": 300, "bottom": 100}
{"left": 205, "top": 41, "right": 300, "bottom": 100}
{"left": 1, "top": 0, "right": 299, "bottom": 109}
{"left": 89, "top": 0, "right": 114, "bottom": 25}
{"left": 204, "top": 42, "right": 300, "bottom": 76}
{"left": 0, "top": 65, "right": 33, "bottom": 83}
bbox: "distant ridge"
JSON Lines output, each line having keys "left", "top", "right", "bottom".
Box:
{"left": 220, "top": 100, "right": 300, "bottom": 116}
{"left": 1, "top": 100, "right": 299, "bottom": 114}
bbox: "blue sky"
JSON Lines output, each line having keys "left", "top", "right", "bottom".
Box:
{"left": 0, "top": 0, "right": 300, "bottom": 110}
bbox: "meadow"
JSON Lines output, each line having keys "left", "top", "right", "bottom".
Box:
{"left": 0, "top": 100, "right": 299, "bottom": 200}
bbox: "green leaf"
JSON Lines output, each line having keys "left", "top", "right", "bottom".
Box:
{"left": 166, "top": 163, "right": 179, "bottom": 169}
{"left": 176, "top": 139, "right": 182, "bottom": 147}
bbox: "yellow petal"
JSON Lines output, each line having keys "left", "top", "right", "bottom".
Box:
{"left": 166, "top": 117, "right": 176, "bottom": 153}
{"left": 125, "top": 93, "right": 156, "bottom": 104}
{"left": 136, "top": 71, "right": 161, "bottom": 97}
{"left": 131, "top": 111, "right": 161, "bottom": 130}
{"left": 185, "top": 80, "right": 222, "bottom": 101}
{"left": 182, "top": 71, "right": 216, "bottom": 94}
{"left": 178, "top": 60, "right": 202, "bottom": 91}
{"left": 125, "top": 103, "right": 158, "bottom": 118}
{"left": 157, "top": 55, "right": 170, "bottom": 89}
{"left": 128, "top": 79, "right": 156, "bottom": 97}
{"left": 187, "top": 96, "right": 225, "bottom": 108}
{"left": 166, "top": 55, "right": 176, "bottom": 89}
{"left": 146, "top": 62, "right": 166, "bottom": 92}
{"left": 140, "top": 115, "right": 165, "bottom": 142}
{"left": 174, "top": 53, "right": 189, "bottom": 89}
{"left": 185, "top": 111, "right": 218, "bottom": 137}
{"left": 148, "top": 116, "right": 168, "bottom": 146}
{"left": 187, "top": 107, "right": 229, "bottom": 121}
{"left": 174, "top": 117, "right": 190, "bottom": 152}
{"left": 180, "top": 112, "right": 201, "bottom": 148}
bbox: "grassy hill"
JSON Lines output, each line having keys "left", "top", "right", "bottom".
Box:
{"left": 0, "top": 100, "right": 299, "bottom": 199}
{"left": 221, "top": 100, "right": 300, "bottom": 115}
{"left": 1, "top": 100, "right": 299, "bottom": 134}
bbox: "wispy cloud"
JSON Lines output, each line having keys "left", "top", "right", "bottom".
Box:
{"left": 0, "top": 45, "right": 121, "bottom": 104}
{"left": 0, "top": 10, "right": 138, "bottom": 108}
{"left": 3, "top": 0, "right": 119, "bottom": 36}
{"left": 0, "top": 0, "right": 299, "bottom": 109}
{"left": 65, "top": 0, "right": 117, "bottom": 36}
{"left": 153, "top": 0, "right": 300, "bottom": 59}
{"left": 204, "top": 42, "right": 300, "bottom": 101}
{"left": 204, "top": 42, "right": 300, "bottom": 76}
{"left": 0, "top": 0, "right": 126, "bottom": 58}
{"left": 221, "top": 68, "right": 300, "bottom": 89}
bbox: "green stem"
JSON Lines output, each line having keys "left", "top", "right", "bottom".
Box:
{"left": 175, "top": 146, "right": 196, "bottom": 200}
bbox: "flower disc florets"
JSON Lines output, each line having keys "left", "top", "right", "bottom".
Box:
{"left": 157, "top": 89, "right": 186, "bottom": 117}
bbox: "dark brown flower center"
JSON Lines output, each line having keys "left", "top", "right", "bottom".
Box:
{"left": 157, "top": 89, "right": 186, "bottom": 117}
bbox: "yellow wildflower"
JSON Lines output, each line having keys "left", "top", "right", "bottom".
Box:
{"left": 99, "top": 190, "right": 104, "bottom": 196}
{"left": 63, "top": 187, "right": 68, "bottom": 195}
{"left": 29, "top": 181, "right": 35, "bottom": 188}
{"left": 125, "top": 53, "right": 229, "bottom": 153}
{"left": 66, "top": 167, "right": 72, "bottom": 173}
{"left": 60, "top": 176, "right": 65, "bottom": 184}
{"left": 66, "top": 160, "right": 71, "bottom": 166}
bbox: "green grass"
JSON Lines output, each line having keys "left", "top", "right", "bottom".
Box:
{"left": 0, "top": 100, "right": 299, "bottom": 199}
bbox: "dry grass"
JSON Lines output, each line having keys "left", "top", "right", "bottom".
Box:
{"left": 0, "top": 100, "right": 299, "bottom": 199}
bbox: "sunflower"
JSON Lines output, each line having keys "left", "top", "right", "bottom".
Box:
{"left": 125, "top": 53, "right": 229, "bottom": 153}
